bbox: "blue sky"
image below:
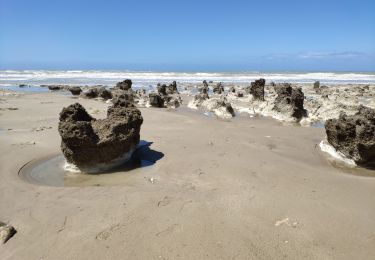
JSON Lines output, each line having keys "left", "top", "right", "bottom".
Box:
{"left": 0, "top": 0, "right": 374, "bottom": 71}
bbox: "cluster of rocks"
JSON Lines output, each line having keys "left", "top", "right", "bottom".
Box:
{"left": 147, "top": 81, "right": 182, "bottom": 108}
{"left": 58, "top": 99, "right": 143, "bottom": 172}
{"left": 45, "top": 85, "right": 71, "bottom": 91}
{"left": 188, "top": 80, "right": 235, "bottom": 119}
{"left": 325, "top": 105, "right": 375, "bottom": 167}
{"left": 81, "top": 87, "right": 112, "bottom": 100}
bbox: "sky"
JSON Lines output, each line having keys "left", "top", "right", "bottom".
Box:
{"left": 0, "top": 0, "right": 374, "bottom": 71}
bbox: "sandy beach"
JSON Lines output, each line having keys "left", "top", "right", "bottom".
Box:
{"left": 0, "top": 87, "right": 374, "bottom": 259}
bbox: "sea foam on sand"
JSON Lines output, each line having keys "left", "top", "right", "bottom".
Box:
{"left": 319, "top": 140, "right": 356, "bottom": 167}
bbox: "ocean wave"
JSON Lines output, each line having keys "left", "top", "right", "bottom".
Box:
{"left": 0, "top": 70, "right": 374, "bottom": 85}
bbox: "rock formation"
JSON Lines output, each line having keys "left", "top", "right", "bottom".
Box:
{"left": 325, "top": 105, "right": 375, "bottom": 166}
{"left": 149, "top": 93, "right": 165, "bottom": 107}
{"left": 213, "top": 82, "right": 224, "bottom": 94}
{"left": 0, "top": 222, "right": 16, "bottom": 244}
{"left": 249, "top": 78, "right": 265, "bottom": 101}
{"left": 69, "top": 86, "right": 82, "bottom": 96}
{"left": 166, "top": 81, "right": 178, "bottom": 94}
{"left": 82, "top": 87, "right": 112, "bottom": 100}
{"left": 58, "top": 102, "right": 143, "bottom": 172}
{"left": 273, "top": 84, "right": 307, "bottom": 120}
{"left": 116, "top": 79, "right": 132, "bottom": 90}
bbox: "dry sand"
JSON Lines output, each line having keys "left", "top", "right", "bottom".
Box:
{"left": 0, "top": 91, "right": 374, "bottom": 259}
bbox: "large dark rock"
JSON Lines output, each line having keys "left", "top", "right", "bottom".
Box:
{"left": 112, "top": 91, "right": 134, "bottom": 104}
{"left": 116, "top": 79, "right": 132, "bottom": 90}
{"left": 249, "top": 78, "right": 265, "bottom": 101}
{"left": 82, "top": 87, "right": 112, "bottom": 100}
{"left": 48, "top": 85, "right": 63, "bottom": 91}
{"left": 69, "top": 86, "right": 82, "bottom": 96}
{"left": 157, "top": 84, "right": 167, "bottom": 96}
{"left": 273, "top": 84, "right": 307, "bottom": 120}
{"left": 149, "top": 93, "right": 165, "bottom": 107}
{"left": 325, "top": 105, "right": 375, "bottom": 166}
{"left": 58, "top": 102, "right": 143, "bottom": 171}
{"left": 313, "top": 81, "right": 320, "bottom": 90}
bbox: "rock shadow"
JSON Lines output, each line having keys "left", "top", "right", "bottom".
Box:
{"left": 96, "top": 140, "right": 164, "bottom": 174}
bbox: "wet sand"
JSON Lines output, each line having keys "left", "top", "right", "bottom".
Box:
{"left": 0, "top": 91, "right": 375, "bottom": 259}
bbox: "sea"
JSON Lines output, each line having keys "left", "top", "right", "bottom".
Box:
{"left": 0, "top": 70, "right": 374, "bottom": 92}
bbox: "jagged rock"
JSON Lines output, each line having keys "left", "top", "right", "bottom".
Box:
{"left": 314, "top": 81, "right": 320, "bottom": 90}
{"left": 325, "top": 105, "right": 375, "bottom": 166}
{"left": 166, "top": 81, "right": 178, "bottom": 94}
{"left": 69, "top": 86, "right": 82, "bottom": 96}
{"left": 149, "top": 93, "right": 164, "bottom": 107}
{"left": 58, "top": 102, "right": 143, "bottom": 172}
{"left": 273, "top": 84, "right": 307, "bottom": 120}
{"left": 198, "top": 83, "right": 209, "bottom": 94}
{"left": 165, "top": 95, "right": 182, "bottom": 109}
{"left": 48, "top": 85, "right": 62, "bottom": 91}
{"left": 194, "top": 93, "right": 209, "bottom": 104}
{"left": 213, "top": 82, "right": 224, "bottom": 94}
{"left": 82, "top": 87, "right": 112, "bottom": 100}
{"left": 236, "top": 92, "right": 244, "bottom": 98}
{"left": 157, "top": 84, "right": 167, "bottom": 96}
{"left": 202, "top": 98, "right": 235, "bottom": 119}
{"left": 249, "top": 78, "right": 265, "bottom": 101}
{"left": 112, "top": 92, "right": 134, "bottom": 105}
{"left": 116, "top": 79, "right": 132, "bottom": 90}
{"left": 0, "top": 222, "right": 16, "bottom": 244}
{"left": 229, "top": 86, "right": 236, "bottom": 93}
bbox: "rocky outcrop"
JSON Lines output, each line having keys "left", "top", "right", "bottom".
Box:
{"left": 202, "top": 98, "right": 235, "bottom": 119}
{"left": 166, "top": 81, "right": 178, "bottom": 94}
{"left": 0, "top": 222, "right": 16, "bottom": 244}
{"left": 69, "top": 86, "right": 82, "bottom": 96}
{"left": 58, "top": 102, "right": 143, "bottom": 172}
{"left": 313, "top": 81, "right": 320, "bottom": 90}
{"left": 199, "top": 81, "right": 209, "bottom": 94}
{"left": 116, "top": 79, "right": 132, "bottom": 90}
{"left": 149, "top": 93, "right": 165, "bottom": 107}
{"left": 249, "top": 78, "right": 265, "bottom": 101}
{"left": 157, "top": 84, "right": 167, "bottom": 96}
{"left": 325, "top": 105, "right": 375, "bottom": 166}
{"left": 82, "top": 87, "right": 112, "bottom": 100}
{"left": 48, "top": 85, "right": 63, "bottom": 91}
{"left": 273, "top": 84, "right": 307, "bottom": 120}
{"left": 213, "top": 82, "right": 224, "bottom": 94}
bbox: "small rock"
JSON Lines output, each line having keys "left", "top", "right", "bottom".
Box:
{"left": 0, "top": 222, "right": 16, "bottom": 244}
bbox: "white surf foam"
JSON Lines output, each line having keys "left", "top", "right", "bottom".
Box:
{"left": 319, "top": 140, "right": 356, "bottom": 167}
{"left": 1, "top": 70, "right": 374, "bottom": 86}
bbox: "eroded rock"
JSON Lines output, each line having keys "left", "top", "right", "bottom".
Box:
{"left": 249, "top": 78, "right": 265, "bottom": 101}
{"left": 116, "top": 79, "right": 132, "bottom": 90}
{"left": 58, "top": 102, "right": 143, "bottom": 172}
{"left": 213, "top": 82, "right": 224, "bottom": 94}
{"left": 325, "top": 105, "right": 375, "bottom": 166}
{"left": 273, "top": 84, "right": 307, "bottom": 120}
{"left": 69, "top": 86, "right": 82, "bottom": 96}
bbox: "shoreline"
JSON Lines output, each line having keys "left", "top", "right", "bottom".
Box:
{"left": 0, "top": 89, "right": 375, "bottom": 259}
